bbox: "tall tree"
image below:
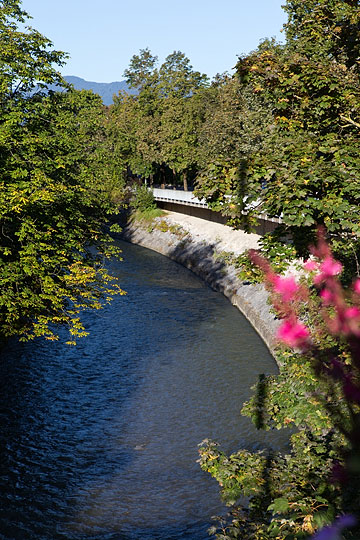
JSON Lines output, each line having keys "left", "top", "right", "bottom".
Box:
{"left": 283, "top": 0, "right": 360, "bottom": 68}
{"left": 235, "top": 3, "right": 360, "bottom": 252}
{"left": 158, "top": 51, "right": 209, "bottom": 189}
{"left": 122, "top": 48, "right": 163, "bottom": 181}
{"left": 196, "top": 0, "right": 360, "bottom": 254}
{"left": 195, "top": 73, "right": 273, "bottom": 224}
{"left": 158, "top": 50, "right": 208, "bottom": 98}
{"left": 0, "top": 1, "right": 124, "bottom": 343}
{"left": 123, "top": 47, "right": 158, "bottom": 91}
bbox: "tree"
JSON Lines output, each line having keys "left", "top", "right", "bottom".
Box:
{"left": 123, "top": 47, "right": 158, "bottom": 91}
{"left": 158, "top": 50, "right": 208, "bottom": 98}
{"left": 0, "top": 1, "right": 124, "bottom": 343}
{"left": 237, "top": 1, "right": 360, "bottom": 249}
{"left": 0, "top": 0, "right": 66, "bottom": 101}
{"left": 195, "top": 72, "right": 273, "bottom": 225}
{"left": 119, "top": 49, "right": 209, "bottom": 189}
{"left": 283, "top": 0, "right": 360, "bottom": 69}
{"left": 194, "top": 0, "right": 360, "bottom": 260}
{"left": 157, "top": 52, "right": 208, "bottom": 190}
{"left": 122, "top": 48, "right": 163, "bottom": 181}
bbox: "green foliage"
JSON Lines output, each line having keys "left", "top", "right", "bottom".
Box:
{"left": 194, "top": 1, "right": 360, "bottom": 259}
{"left": 111, "top": 48, "right": 209, "bottom": 188}
{"left": 123, "top": 47, "right": 158, "bottom": 91}
{"left": 197, "top": 3, "right": 360, "bottom": 537}
{"left": 0, "top": 1, "right": 125, "bottom": 342}
{"left": 199, "top": 429, "right": 341, "bottom": 539}
{"left": 241, "top": 350, "right": 337, "bottom": 434}
{"left": 235, "top": 5, "right": 359, "bottom": 248}
{"left": 199, "top": 345, "right": 347, "bottom": 538}
{"left": 131, "top": 207, "right": 165, "bottom": 225}
{"left": 235, "top": 234, "right": 297, "bottom": 284}
{"left": 0, "top": 0, "right": 67, "bottom": 100}
{"left": 129, "top": 185, "right": 166, "bottom": 224}
{"left": 132, "top": 185, "right": 156, "bottom": 211}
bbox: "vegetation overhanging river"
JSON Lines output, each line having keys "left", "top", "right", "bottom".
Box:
{"left": 0, "top": 240, "right": 289, "bottom": 540}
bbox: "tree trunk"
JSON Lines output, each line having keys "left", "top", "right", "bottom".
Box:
{"left": 183, "top": 171, "right": 188, "bottom": 191}
{"left": 160, "top": 166, "right": 165, "bottom": 189}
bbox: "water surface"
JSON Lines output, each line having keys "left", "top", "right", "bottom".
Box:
{"left": 0, "top": 240, "right": 287, "bottom": 539}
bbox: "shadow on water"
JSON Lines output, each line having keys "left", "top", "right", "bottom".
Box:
{"left": 0, "top": 240, "right": 289, "bottom": 539}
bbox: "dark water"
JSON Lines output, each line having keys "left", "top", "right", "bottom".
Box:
{"left": 0, "top": 241, "right": 287, "bottom": 540}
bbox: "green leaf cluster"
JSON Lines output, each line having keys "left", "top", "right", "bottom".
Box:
{"left": 199, "top": 347, "right": 347, "bottom": 539}
{"left": 197, "top": 2, "right": 360, "bottom": 538}
{"left": 0, "top": 1, "right": 126, "bottom": 342}
{"left": 109, "top": 49, "right": 209, "bottom": 190}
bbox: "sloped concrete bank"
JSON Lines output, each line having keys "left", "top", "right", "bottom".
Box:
{"left": 121, "top": 219, "right": 280, "bottom": 357}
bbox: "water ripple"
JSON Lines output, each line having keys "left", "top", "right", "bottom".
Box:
{"left": 0, "top": 241, "right": 288, "bottom": 539}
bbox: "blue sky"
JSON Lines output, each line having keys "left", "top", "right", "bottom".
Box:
{"left": 21, "top": 0, "right": 287, "bottom": 83}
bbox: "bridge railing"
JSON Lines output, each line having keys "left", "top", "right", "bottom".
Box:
{"left": 152, "top": 188, "right": 208, "bottom": 208}
{"left": 152, "top": 188, "right": 282, "bottom": 225}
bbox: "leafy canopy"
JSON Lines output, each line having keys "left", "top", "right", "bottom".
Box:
{"left": 0, "top": 0, "right": 125, "bottom": 343}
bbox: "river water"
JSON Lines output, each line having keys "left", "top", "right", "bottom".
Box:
{"left": 0, "top": 240, "right": 287, "bottom": 540}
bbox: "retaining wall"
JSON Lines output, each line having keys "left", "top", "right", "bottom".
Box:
{"left": 121, "top": 221, "right": 280, "bottom": 357}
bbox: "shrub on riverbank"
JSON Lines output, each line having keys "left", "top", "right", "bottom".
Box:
{"left": 199, "top": 230, "right": 360, "bottom": 539}
{"left": 129, "top": 185, "right": 165, "bottom": 223}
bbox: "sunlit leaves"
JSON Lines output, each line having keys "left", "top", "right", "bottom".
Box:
{"left": 0, "top": 1, "right": 125, "bottom": 342}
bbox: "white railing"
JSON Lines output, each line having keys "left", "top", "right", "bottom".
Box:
{"left": 152, "top": 188, "right": 282, "bottom": 224}
{"left": 152, "top": 188, "right": 208, "bottom": 208}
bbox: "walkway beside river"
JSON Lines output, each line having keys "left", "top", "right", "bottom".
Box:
{"left": 162, "top": 210, "right": 261, "bottom": 256}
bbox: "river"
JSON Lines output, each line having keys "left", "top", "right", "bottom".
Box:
{"left": 0, "top": 240, "right": 288, "bottom": 539}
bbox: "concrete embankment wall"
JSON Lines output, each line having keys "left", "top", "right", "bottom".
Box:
{"left": 121, "top": 221, "right": 280, "bottom": 356}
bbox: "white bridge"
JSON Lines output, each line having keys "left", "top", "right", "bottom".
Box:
{"left": 152, "top": 188, "right": 281, "bottom": 227}
{"left": 152, "top": 188, "right": 208, "bottom": 208}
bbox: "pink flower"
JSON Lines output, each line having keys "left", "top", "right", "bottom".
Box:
{"left": 330, "top": 306, "right": 360, "bottom": 336}
{"left": 314, "top": 257, "right": 343, "bottom": 285}
{"left": 354, "top": 279, "right": 360, "bottom": 294}
{"left": 320, "top": 257, "right": 343, "bottom": 278}
{"left": 304, "top": 259, "right": 318, "bottom": 272}
{"left": 344, "top": 306, "right": 360, "bottom": 320}
{"left": 341, "top": 306, "right": 360, "bottom": 336}
{"left": 273, "top": 276, "right": 299, "bottom": 302}
{"left": 277, "top": 319, "right": 310, "bottom": 349}
{"left": 320, "top": 288, "right": 333, "bottom": 305}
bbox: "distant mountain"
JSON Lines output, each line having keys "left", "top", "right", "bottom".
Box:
{"left": 51, "top": 76, "right": 136, "bottom": 106}
{"left": 63, "top": 76, "right": 136, "bottom": 105}
{"left": 64, "top": 75, "right": 136, "bottom": 105}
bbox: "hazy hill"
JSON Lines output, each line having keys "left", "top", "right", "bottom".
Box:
{"left": 64, "top": 75, "right": 135, "bottom": 105}
{"left": 44, "top": 76, "right": 135, "bottom": 106}
{"left": 63, "top": 76, "right": 136, "bottom": 105}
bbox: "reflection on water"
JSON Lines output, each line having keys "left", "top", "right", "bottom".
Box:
{"left": 0, "top": 240, "right": 288, "bottom": 539}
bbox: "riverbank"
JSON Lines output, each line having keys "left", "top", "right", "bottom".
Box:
{"left": 121, "top": 211, "right": 280, "bottom": 355}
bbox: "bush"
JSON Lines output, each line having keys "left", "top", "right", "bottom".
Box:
{"left": 132, "top": 185, "right": 156, "bottom": 212}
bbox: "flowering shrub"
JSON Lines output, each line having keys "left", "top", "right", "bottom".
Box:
{"left": 199, "top": 229, "right": 360, "bottom": 539}
{"left": 249, "top": 228, "right": 360, "bottom": 538}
